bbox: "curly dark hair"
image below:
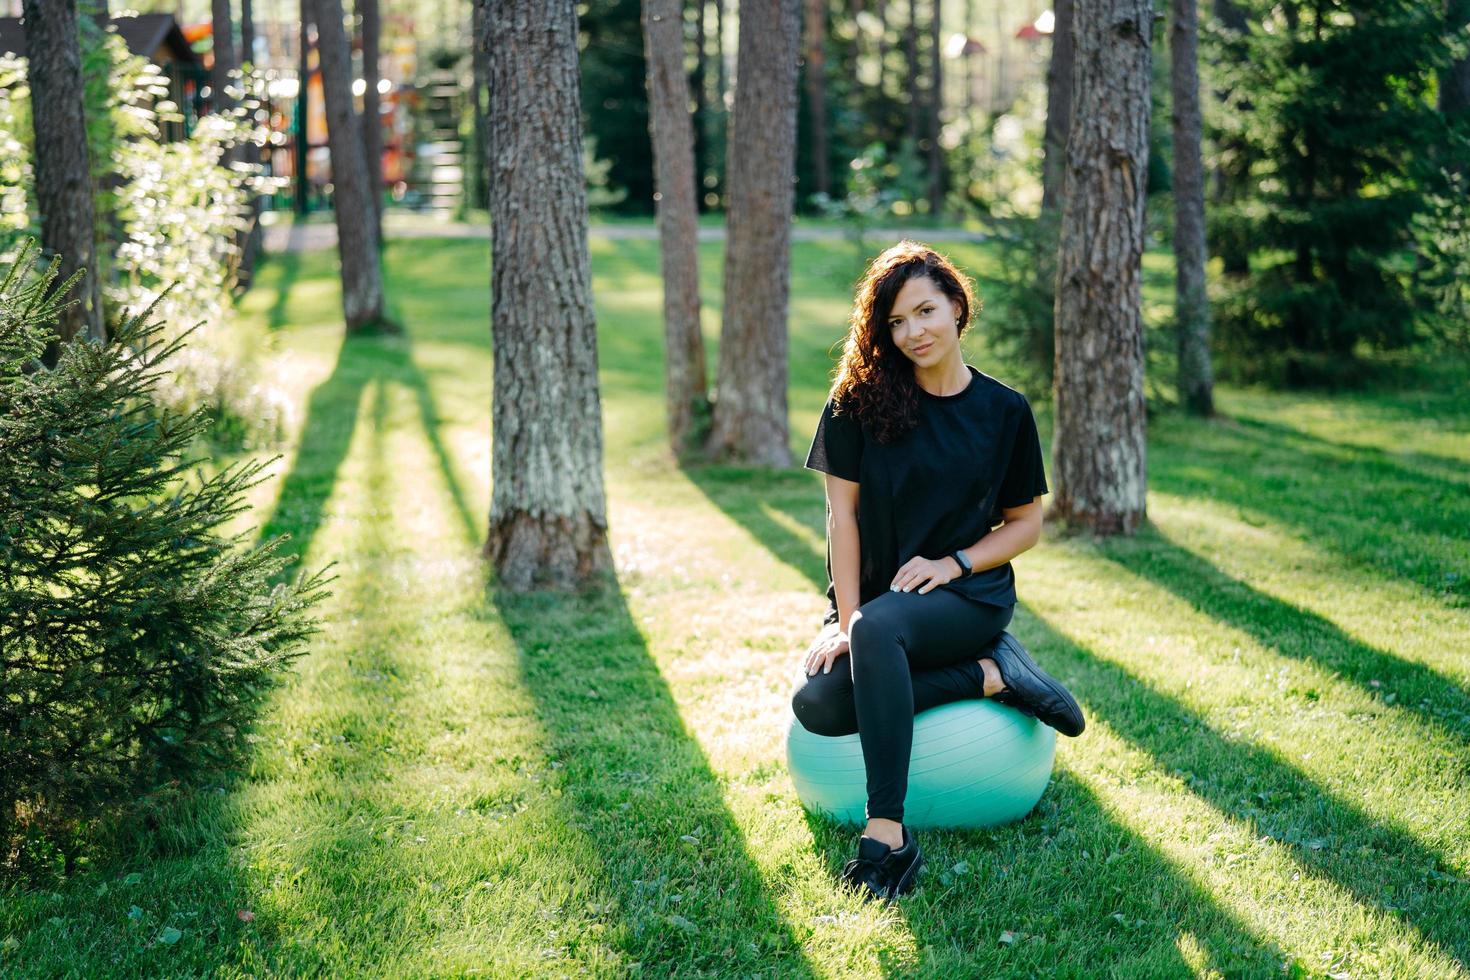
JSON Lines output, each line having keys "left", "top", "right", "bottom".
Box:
{"left": 828, "top": 240, "right": 981, "bottom": 443}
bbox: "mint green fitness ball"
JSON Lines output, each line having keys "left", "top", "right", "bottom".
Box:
{"left": 785, "top": 700, "right": 1056, "bottom": 830}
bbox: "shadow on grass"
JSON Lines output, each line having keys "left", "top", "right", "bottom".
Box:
{"left": 255, "top": 330, "right": 477, "bottom": 565}
{"left": 1021, "top": 605, "right": 1470, "bottom": 966}
{"left": 487, "top": 576, "right": 817, "bottom": 976}
{"left": 1227, "top": 414, "right": 1470, "bottom": 488}
{"left": 679, "top": 462, "right": 829, "bottom": 593}
{"left": 799, "top": 768, "right": 1293, "bottom": 976}
{"left": 264, "top": 246, "right": 303, "bottom": 333}
{"left": 1098, "top": 525, "right": 1470, "bottom": 749}
{"left": 1150, "top": 413, "right": 1470, "bottom": 608}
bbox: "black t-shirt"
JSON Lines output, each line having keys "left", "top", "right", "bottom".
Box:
{"left": 803, "top": 364, "right": 1049, "bottom": 627}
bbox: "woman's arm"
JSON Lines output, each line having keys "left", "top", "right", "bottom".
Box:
{"left": 826, "top": 473, "right": 861, "bottom": 632}
{"left": 889, "top": 498, "right": 1043, "bottom": 594}
{"left": 949, "top": 496, "right": 1043, "bottom": 577}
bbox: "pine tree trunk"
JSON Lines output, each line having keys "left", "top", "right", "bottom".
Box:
{"left": 310, "top": 0, "right": 388, "bottom": 332}
{"left": 1171, "top": 0, "right": 1213, "bottom": 416}
{"left": 469, "top": 0, "right": 490, "bottom": 210}
{"left": 707, "top": 0, "right": 801, "bottom": 466}
{"left": 642, "top": 0, "right": 710, "bottom": 453}
{"left": 1443, "top": 0, "right": 1470, "bottom": 180}
{"left": 803, "top": 0, "right": 829, "bottom": 198}
{"left": 692, "top": 0, "right": 709, "bottom": 210}
{"left": 905, "top": 0, "right": 920, "bottom": 143}
{"left": 1051, "top": 0, "right": 1153, "bottom": 535}
{"left": 478, "top": 0, "right": 612, "bottom": 590}
{"left": 926, "top": 0, "right": 942, "bottom": 215}
{"left": 1041, "top": 0, "right": 1076, "bottom": 213}
{"left": 23, "top": 0, "right": 104, "bottom": 347}
{"left": 359, "top": 0, "right": 383, "bottom": 244}
{"left": 241, "top": 0, "right": 255, "bottom": 66}
{"left": 211, "top": 0, "right": 237, "bottom": 111}
{"left": 295, "top": 3, "right": 312, "bottom": 215}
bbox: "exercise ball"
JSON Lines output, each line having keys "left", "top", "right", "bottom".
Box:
{"left": 785, "top": 700, "right": 1056, "bottom": 830}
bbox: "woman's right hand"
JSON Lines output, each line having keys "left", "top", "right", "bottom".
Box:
{"left": 804, "top": 627, "right": 850, "bottom": 676}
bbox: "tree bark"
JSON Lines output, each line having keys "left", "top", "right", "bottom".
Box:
{"left": 211, "top": 0, "right": 237, "bottom": 112}
{"left": 905, "top": 0, "right": 920, "bottom": 143}
{"left": 358, "top": 0, "right": 383, "bottom": 244}
{"left": 692, "top": 0, "right": 709, "bottom": 209}
{"left": 803, "top": 0, "right": 829, "bottom": 198}
{"left": 926, "top": 0, "right": 942, "bottom": 215}
{"left": 1041, "top": 0, "right": 1076, "bottom": 213}
{"left": 469, "top": 0, "right": 490, "bottom": 209}
{"left": 478, "top": 0, "right": 612, "bottom": 590}
{"left": 642, "top": 0, "right": 711, "bottom": 453}
{"left": 1171, "top": 0, "right": 1213, "bottom": 415}
{"left": 23, "top": 0, "right": 104, "bottom": 347}
{"left": 1051, "top": 0, "right": 1153, "bottom": 535}
{"left": 295, "top": 3, "right": 312, "bottom": 215}
{"left": 1444, "top": 0, "right": 1470, "bottom": 115}
{"left": 310, "top": 0, "right": 388, "bottom": 332}
{"left": 707, "top": 0, "right": 801, "bottom": 465}
{"left": 241, "top": 0, "right": 255, "bottom": 67}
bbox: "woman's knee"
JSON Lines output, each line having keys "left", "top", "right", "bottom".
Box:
{"left": 791, "top": 681, "right": 858, "bottom": 737}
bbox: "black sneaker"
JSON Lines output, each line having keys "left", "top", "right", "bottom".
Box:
{"left": 840, "top": 826, "right": 925, "bottom": 902}
{"left": 985, "top": 631, "right": 1086, "bottom": 737}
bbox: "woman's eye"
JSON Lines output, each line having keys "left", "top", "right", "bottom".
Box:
{"left": 922, "top": 306, "right": 934, "bottom": 314}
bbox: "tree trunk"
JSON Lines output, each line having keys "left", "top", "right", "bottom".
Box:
{"left": 707, "top": 0, "right": 801, "bottom": 465}
{"left": 1041, "top": 0, "right": 1076, "bottom": 213}
{"left": 692, "top": 0, "right": 709, "bottom": 210}
{"left": 359, "top": 0, "right": 383, "bottom": 244}
{"left": 926, "top": 0, "right": 942, "bottom": 215}
{"left": 642, "top": 0, "right": 711, "bottom": 453}
{"left": 803, "top": 0, "right": 829, "bottom": 198}
{"left": 241, "top": 0, "right": 255, "bottom": 67}
{"left": 478, "top": 0, "right": 612, "bottom": 590}
{"left": 310, "top": 0, "right": 389, "bottom": 332}
{"left": 1171, "top": 0, "right": 1213, "bottom": 416}
{"left": 905, "top": 0, "right": 919, "bottom": 143}
{"left": 1443, "top": 0, "right": 1470, "bottom": 179}
{"left": 23, "top": 0, "right": 104, "bottom": 348}
{"left": 211, "top": 0, "right": 237, "bottom": 112}
{"left": 295, "top": 4, "right": 312, "bottom": 215}
{"left": 469, "top": 0, "right": 490, "bottom": 209}
{"left": 1051, "top": 0, "right": 1153, "bottom": 535}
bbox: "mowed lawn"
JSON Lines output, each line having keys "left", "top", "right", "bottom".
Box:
{"left": 3, "top": 231, "right": 1468, "bottom": 977}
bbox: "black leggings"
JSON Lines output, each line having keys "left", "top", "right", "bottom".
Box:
{"left": 790, "top": 589, "right": 1014, "bottom": 823}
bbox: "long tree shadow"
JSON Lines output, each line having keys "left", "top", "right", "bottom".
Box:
{"left": 799, "top": 770, "right": 1293, "bottom": 975}
{"left": 680, "top": 462, "right": 829, "bottom": 593}
{"left": 1225, "top": 414, "right": 1470, "bottom": 488}
{"left": 1150, "top": 413, "right": 1470, "bottom": 608}
{"left": 254, "top": 334, "right": 375, "bottom": 562}
{"left": 487, "top": 575, "right": 818, "bottom": 976}
{"left": 1020, "top": 605, "right": 1470, "bottom": 966}
{"left": 263, "top": 247, "right": 303, "bottom": 333}
{"left": 1096, "top": 526, "right": 1470, "bottom": 752}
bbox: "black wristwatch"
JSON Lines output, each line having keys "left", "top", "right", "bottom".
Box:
{"left": 949, "top": 549, "right": 973, "bottom": 577}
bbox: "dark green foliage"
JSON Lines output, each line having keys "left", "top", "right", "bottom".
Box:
{"left": 974, "top": 209, "right": 1061, "bottom": 397}
{"left": 579, "top": 0, "right": 653, "bottom": 215}
{"left": 0, "top": 241, "right": 329, "bottom": 878}
{"left": 1205, "top": 1, "right": 1460, "bottom": 385}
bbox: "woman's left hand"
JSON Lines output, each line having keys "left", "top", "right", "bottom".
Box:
{"left": 890, "top": 555, "right": 961, "bottom": 595}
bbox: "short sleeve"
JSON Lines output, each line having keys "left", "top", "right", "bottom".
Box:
{"left": 996, "top": 394, "right": 1049, "bottom": 508}
{"left": 803, "top": 396, "right": 863, "bottom": 482}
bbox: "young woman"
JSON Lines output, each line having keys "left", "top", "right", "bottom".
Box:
{"left": 791, "top": 240, "right": 1086, "bottom": 903}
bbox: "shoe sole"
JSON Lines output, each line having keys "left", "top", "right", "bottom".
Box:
{"left": 993, "top": 632, "right": 1086, "bottom": 737}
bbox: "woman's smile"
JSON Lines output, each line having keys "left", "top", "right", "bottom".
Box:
{"left": 911, "top": 341, "right": 934, "bottom": 355}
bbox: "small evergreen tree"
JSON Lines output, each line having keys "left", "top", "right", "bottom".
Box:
{"left": 0, "top": 240, "right": 328, "bottom": 876}
{"left": 1205, "top": 0, "right": 1454, "bottom": 384}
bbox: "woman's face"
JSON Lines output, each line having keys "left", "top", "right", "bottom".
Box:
{"left": 885, "top": 275, "right": 960, "bottom": 366}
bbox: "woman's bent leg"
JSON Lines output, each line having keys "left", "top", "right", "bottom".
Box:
{"left": 847, "top": 591, "right": 1013, "bottom": 822}
{"left": 791, "top": 655, "right": 998, "bottom": 737}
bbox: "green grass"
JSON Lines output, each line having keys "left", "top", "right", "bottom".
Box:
{"left": 3, "top": 234, "right": 1468, "bottom": 977}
